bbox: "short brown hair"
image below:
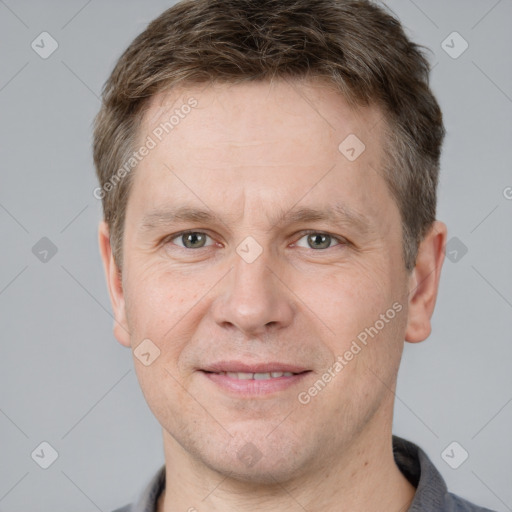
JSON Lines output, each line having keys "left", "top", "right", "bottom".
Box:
{"left": 93, "top": 0, "right": 444, "bottom": 271}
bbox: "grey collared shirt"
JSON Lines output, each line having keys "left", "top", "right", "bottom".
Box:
{"left": 112, "top": 436, "right": 496, "bottom": 512}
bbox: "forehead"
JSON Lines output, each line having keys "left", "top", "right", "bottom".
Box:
{"left": 129, "top": 79, "right": 396, "bottom": 231}
{"left": 140, "top": 79, "right": 384, "bottom": 156}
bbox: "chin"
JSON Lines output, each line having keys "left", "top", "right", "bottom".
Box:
{"left": 205, "top": 455, "right": 306, "bottom": 486}
{"left": 197, "top": 428, "right": 312, "bottom": 485}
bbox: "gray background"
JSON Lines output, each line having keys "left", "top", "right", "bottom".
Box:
{"left": 0, "top": 0, "right": 511, "bottom": 511}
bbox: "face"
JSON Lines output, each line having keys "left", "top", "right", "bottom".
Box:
{"left": 100, "top": 79, "right": 444, "bottom": 483}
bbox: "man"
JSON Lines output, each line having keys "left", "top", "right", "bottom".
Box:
{"left": 93, "top": 1, "right": 496, "bottom": 511}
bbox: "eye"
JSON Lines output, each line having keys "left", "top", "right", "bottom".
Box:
{"left": 295, "top": 232, "right": 344, "bottom": 250}
{"left": 170, "top": 231, "right": 214, "bottom": 249}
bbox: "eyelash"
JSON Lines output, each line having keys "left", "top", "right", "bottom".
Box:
{"left": 164, "top": 230, "right": 348, "bottom": 251}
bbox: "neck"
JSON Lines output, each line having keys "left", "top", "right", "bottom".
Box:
{"left": 157, "top": 421, "right": 415, "bottom": 512}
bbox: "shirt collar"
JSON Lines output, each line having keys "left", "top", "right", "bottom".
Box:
{"left": 392, "top": 435, "right": 449, "bottom": 510}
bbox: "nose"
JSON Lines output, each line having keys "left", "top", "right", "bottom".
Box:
{"left": 211, "top": 249, "right": 295, "bottom": 336}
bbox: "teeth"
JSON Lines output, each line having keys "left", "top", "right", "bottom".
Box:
{"left": 254, "top": 372, "right": 270, "bottom": 380}
{"left": 236, "top": 372, "right": 253, "bottom": 380}
{"left": 220, "top": 371, "right": 296, "bottom": 380}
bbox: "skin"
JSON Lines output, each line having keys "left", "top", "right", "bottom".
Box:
{"left": 99, "top": 78, "right": 447, "bottom": 512}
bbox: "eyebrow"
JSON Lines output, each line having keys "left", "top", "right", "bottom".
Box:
{"left": 139, "top": 203, "right": 372, "bottom": 234}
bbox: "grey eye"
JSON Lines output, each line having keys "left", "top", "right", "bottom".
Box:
{"left": 296, "top": 233, "right": 339, "bottom": 250}
{"left": 173, "top": 232, "right": 212, "bottom": 249}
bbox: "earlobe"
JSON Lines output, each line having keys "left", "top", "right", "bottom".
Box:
{"left": 404, "top": 221, "right": 447, "bottom": 343}
{"left": 98, "top": 221, "right": 131, "bottom": 347}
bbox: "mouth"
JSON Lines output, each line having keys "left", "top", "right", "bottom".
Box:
{"left": 199, "top": 361, "right": 311, "bottom": 396}
{"left": 207, "top": 371, "right": 299, "bottom": 380}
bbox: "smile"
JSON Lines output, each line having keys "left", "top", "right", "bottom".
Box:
{"left": 200, "top": 365, "right": 311, "bottom": 396}
{"left": 213, "top": 371, "right": 297, "bottom": 380}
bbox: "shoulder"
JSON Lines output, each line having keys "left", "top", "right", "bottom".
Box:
{"left": 392, "top": 436, "right": 498, "bottom": 512}
{"left": 110, "top": 464, "right": 165, "bottom": 512}
{"left": 446, "top": 492, "right": 498, "bottom": 512}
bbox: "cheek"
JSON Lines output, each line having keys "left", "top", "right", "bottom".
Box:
{"left": 309, "top": 263, "right": 395, "bottom": 337}
{"left": 132, "top": 357, "right": 202, "bottom": 439}
{"left": 123, "top": 259, "right": 225, "bottom": 375}
{"left": 302, "top": 260, "right": 407, "bottom": 396}
{"left": 124, "top": 260, "right": 198, "bottom": 329}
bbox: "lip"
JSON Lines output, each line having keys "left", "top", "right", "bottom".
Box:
{"left": 201, "top": 360, "right": 309, "bottom": 374}
{"left": 199, "top": 360, "right": 311, "bottom": 397}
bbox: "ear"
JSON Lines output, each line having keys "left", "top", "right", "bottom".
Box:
{"left": 405, "top": 221, "right": 447, "bottom": 343}
{"left": 98, "top": 221, "right": 131, "bottom": 347}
